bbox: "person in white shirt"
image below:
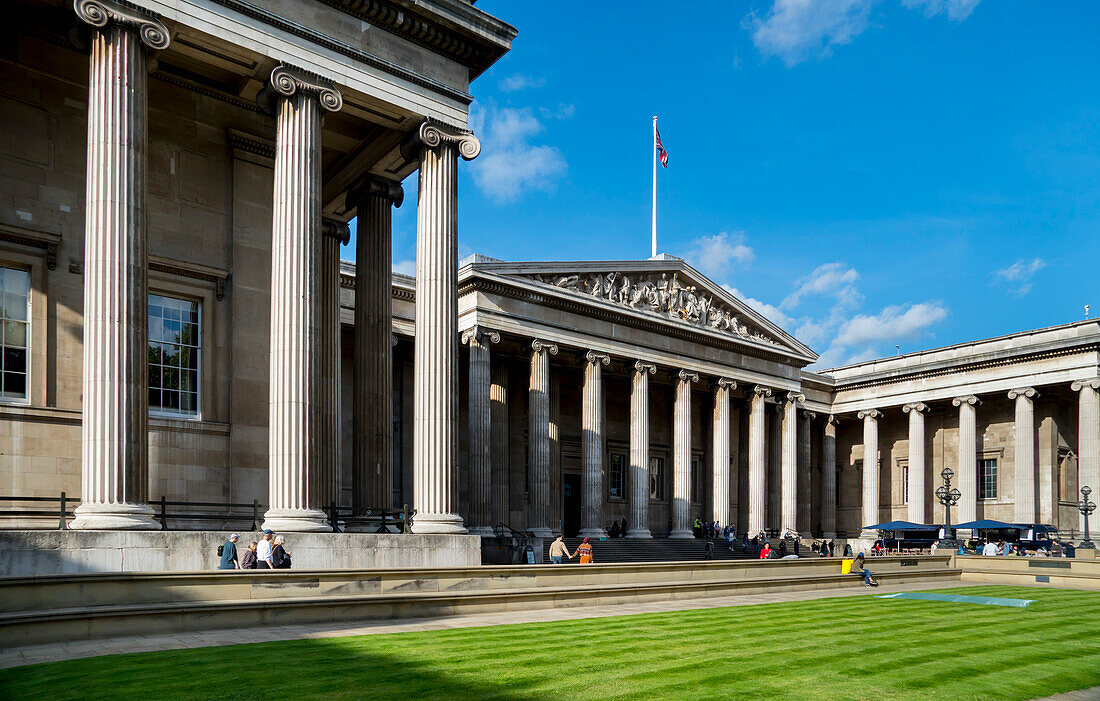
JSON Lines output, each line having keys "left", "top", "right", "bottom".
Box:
{"left": 981, "top": 540, "right": 999, "bottom": 556}
{"left": 256, "top": 530, "right": 275, "bottom": 568}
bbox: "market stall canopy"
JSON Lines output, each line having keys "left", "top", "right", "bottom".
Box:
{"left": 863, "top": 521, "right": 939, "bottom": 531}
{"left": 953, "top": 519, "right": 1018, "bottom": 530}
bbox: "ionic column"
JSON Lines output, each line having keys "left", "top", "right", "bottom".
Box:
{"left": 70, "top": 1, "right": 170, "bottom": 530}
{"left": 527, "top": 339, "right": 557, "bottom": 537}
{"left": 580, "top": 352, "right": 611, "bottom": 538}
{"left": 490, "top": 362, "right": 510, "bottom": 527}
{"left": 462, "top": 327, "right": 499, "bottom": 536}
{"left": 858, "top": 409, "right": 882, "bottom": 536}
{"left": 821, "top": 415, "right": 838, "bottom": 538}
{"left": 953, "top": 395, "right": 981, "bottom": 531}
{"left": 902, "top": 403, "right": 929, "bottom": 524}
{"left": 627, "top": 361, "right": 656, "bottom": 538}
{"left": 780, "top": 392, "right": 804, "bottom": 535}
{"left": 711, "top": 378, "right": 736, "bottom": 527}
{"left": 404, "top": 121, "right": 480, "bottom": 534}
{"left": 670, "top": 370, "right": 699, "bottom": 539}
{"left": 767, "top": 403, "right": 782, "bottom": 531}
{"left": 347, "top": 177, "right": 403, "bottom": 512}
{"left": 747, "top": 386, "right": 771, "bottom": 534}
{"left": 1072, "top": 379, "right": 1100, "bottom": 535}
{"left": 262, "top": 66, "right": 343, "bottom": 532}
{"left": 797, "top": 409, "right": 814, "bottom": 535}
{"left": 318, "top": 220, "right": 350, "bottom": 512}
{"left": 1009, "top": 388, "right": 1039, "bottom": 524}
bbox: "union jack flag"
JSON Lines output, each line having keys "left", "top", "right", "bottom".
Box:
{"left": 655, "top": 128, "right": 669, "bottom": 168}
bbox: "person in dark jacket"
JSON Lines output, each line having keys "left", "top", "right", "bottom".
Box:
{"left": 272, "top": 535, "right": 292, "bottom": 569}
{"left": 240, "top": 542, "right": 258, "bottom": 569}
{"left": 851, "top": 553, "right": 877, "bottom": 587}
{"left": 217, "top": 534, "right": 239, "bottom": 570}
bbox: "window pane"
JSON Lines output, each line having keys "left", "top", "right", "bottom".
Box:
{"left": 3, "top": 348, "right": 26, "bottom": 374}
{"left": 3, "top": 371, "right": 25, "bottom": 397}
{"left": 5, "top": 293, "right": 27, "bottom": 322}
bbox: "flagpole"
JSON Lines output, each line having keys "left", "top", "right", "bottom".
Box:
{"left": 651, "top": 115, "right": 657, "bottom": 259}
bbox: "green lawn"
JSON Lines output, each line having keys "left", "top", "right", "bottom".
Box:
{"left": 3, "top": 586, "right": 1099, "bottom": 700}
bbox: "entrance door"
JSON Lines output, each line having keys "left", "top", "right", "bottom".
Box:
{"left": 563, "top": 473, "right": 582, "bottom": 537}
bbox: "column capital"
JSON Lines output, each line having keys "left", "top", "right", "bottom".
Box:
{"left": 858, "top": 408, "right": 882, "bottom": 420}
{"left": 391, "top": 333, "right": 399, "bottom": 347}
{"left": 716, "top": 377, "right": 737, "bottom": 391}
{"left": 266, "top": 65, "right": 343, "bottom": 113}
{"left": 346, "top": 175, "right": 404, "bottom": 209}
{"left": 827, "top": 414, "right": 839, "bottom": 426}
{"left": 678, "top": 370, "right": 699, "bottom": 384}
{"left": 785, "top": 391, "right": 805, "bottom": 405}
{"left": 902, "top": 402, "right": 929, "bottom": 414}
{"left": 531, "top": 338, "right": 558, "bottom": 355}
{"left": 1071, "top": 379, "right": 1100, "bottom": 392}
{"left": 952, "top": 395, "right": 981, "bottom": 407}
{"left": 752, "top": 385, "right": 773, "bottom": 399}
{"left": 803, "top": 410, "right": 817, "bottom": 421}
{"left": 462, "top": 326, "right": 500, "bottom": 346}
{"left": 321, "top": 218, "right": 351, "bottom": 245}
{"left": 1008, "top": 387, "right": 1039, "bottom": 400}
{"left": 402, "top": 119, "right": 481, "bottom": 162}
{"left": 75, "top": 0, "right": 171, "bottom": 50}
{"left": 634, "top": 360, "right": 657, "bottom": 375}
{"left": 585, "top": 350, "right": 611, "bottom": 366}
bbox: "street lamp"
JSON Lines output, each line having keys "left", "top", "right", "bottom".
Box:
{"left": 935, "top": 467, "right": 962, "bottom": 551}
{"left": 1077, "top": 486, "right": 1096, "bottom": 550}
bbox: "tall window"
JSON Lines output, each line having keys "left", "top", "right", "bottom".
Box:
{"left": 0, "top": 266, "right": 30, "bottom": 401}
{"left": 649, "top": 456, "right": 665, "bottom": 501}
{"left": 608, "top": 452, "right": 625, "bottom": 500}
{"left": 148, "top": 294, "right": 200, "bottom": 417}
{"left": 978, "top": 458, "right": 997, "bottom": 500}
{"left": 691, "top": 458, "right": 701, "bottom": 503}
{"left": 902, "top": 465, "right": 909, "bottom": 504}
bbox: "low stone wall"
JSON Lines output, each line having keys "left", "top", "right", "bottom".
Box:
{"left": 955, "top": 551, "right": 1100, "bottom": 590}
{"left": 0, "top": 531, "right": 481, "bottom": 576}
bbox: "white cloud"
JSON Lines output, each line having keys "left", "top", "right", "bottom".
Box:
{"left": 782, "top": 262, "right": 861, "bottom": 309}
{"left": 901, "top": 0, "right": 981, "bottom": 20}
{"left": 539, "top": 103, "right": 576, "bottom": 120}
{"left": 469, "top": 104, "right": 567, "bottom": 204}
{"left": 832, "top": 302, "right": 948, "bottom": 348}
{"left": 994, "top": 257, "right": 1045, "bottom": 297}
{"left": 392, "top": 259, "right": 416, "bottom": 276}
{"left": 498, "top": 73, "right": 545, "bottom": 92}
{"left": 722, "top": 284, "right": 795, "bottom": 329}
{"left": 747, "top": 0, "right": 982, "bottom": 66}
{"left": 685, "top": 232, "right": 755, "bottom": 279}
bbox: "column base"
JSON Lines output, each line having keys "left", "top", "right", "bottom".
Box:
{"left": 578, "top": 528, "right": 608, "bottom": 539}
{"left": 69, "top": 502, "right": 161, "bottom": 531}
{"left": 669, "top": 529, "right": 694, "bottom": 539}
{"left": 822, "top": 531, "right": 837, "bottom": 539}
{"left": 528, "top": 527, "right": 553, "bottom": 538}
{"left": 467, "top": 526, "right": 495, "bottom": 537}
{"left": 262, "top": 508, "right": 332, "bottom": 533}
{"left": 626, "top": 528, "right": 652, "bottom": 539}
{"left": 411, "top": 512, "right": 467, "bottom": 534}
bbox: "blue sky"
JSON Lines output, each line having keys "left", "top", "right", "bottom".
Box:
{"left": 345, "top": 0, "right": 1100, "bottom": 369}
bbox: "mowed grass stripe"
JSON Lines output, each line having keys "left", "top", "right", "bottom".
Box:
{"left": 3, "top": 586, "right": 1100, "bottom": 701}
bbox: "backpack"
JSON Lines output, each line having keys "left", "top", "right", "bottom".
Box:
{"left": 217, "top": 544, "right": 224, "bottom": 557}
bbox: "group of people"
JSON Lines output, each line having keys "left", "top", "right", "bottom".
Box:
{"left": 217, "top": 529, "right": 293, "bottom": 570}
{"left": 968, "top": 538, "right": 1077, "bottom": 558}
{"left": 607, "top": 519, "right": 629, "bottom": 538}
{"left": 692, "top": 518, "right": 729, "bottom": 540}
{"left": 548, "top": 536, "right": 594, "bottom": 564}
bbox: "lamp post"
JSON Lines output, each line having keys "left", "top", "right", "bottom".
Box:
{"left": 935, "top": 467, "right": 962, "bottom": 551}
{"left": 1077, "top": 486, "right": 1096, "bottom": 550}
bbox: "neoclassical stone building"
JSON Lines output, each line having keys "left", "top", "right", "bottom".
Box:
{"left": 2, "top": 0, "right": 1098, "bottom": 545}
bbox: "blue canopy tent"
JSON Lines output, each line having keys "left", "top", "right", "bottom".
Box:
{"left": 862, "top": 521, "right": 939, "bottom": 553}
{"left": 953, "top": 519, "right": 1018, "bottom": 531}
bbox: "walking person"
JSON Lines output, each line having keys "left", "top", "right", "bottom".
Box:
{"left": 704, "top": 539, "right": 714, "bottom": 560}
{"left": 575, "top": 537, "right": 594, "bottom": 564}
{"left": 256, "top": 529, "right": 275, "bottom": 569}
{"left": 549, "top": 535, "right": 572, "bottom": 564}
{"left": 240, "top": 541, "right": 258, "bottom": 569}
{"left": 217, "top": 533, "right": 240, "bottom": 570}
{"left": 272, "top": 535, "right": 292, "bottom": 569}
{"left": 851, "top": 553, "right": 878, "bottom": 587}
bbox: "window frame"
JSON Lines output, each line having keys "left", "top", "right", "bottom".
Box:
{"left": 147, "top": 291, "right": 203, "bottom": 420}
{"left": 978, "top": 457, "right": 998, "bottom": 501}
{"left": 0, "top": 262, "right": 32, "bottom": 405}
{"left": 607, "top": 450, "right": 626, "bottom": 501}
{"left": 649, "top": 454, "right": 666, "bottom": 502}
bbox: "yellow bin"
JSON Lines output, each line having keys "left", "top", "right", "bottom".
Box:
{"left": 841, "top": 558, "right": 854, "bottom": 574}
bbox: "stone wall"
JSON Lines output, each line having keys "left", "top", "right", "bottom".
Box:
{"left": 0, "top": 531, "right": 480, "bottom": 576}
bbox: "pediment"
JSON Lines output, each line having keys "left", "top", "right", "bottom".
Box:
{"left": 464, "top": 258, "right": 817, "bottom": 362}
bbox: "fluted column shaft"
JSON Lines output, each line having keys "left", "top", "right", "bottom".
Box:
{"left": 1009, "top": 388, "right": 1039, "bottom": 523}
{"left": 747, "top": 386, "right": 770, "bottom": 534}
{"left": 780, "top": 393, "right": 803, "bottom": 535}
{"left": 1073, "top": 380, "right": 1100, "bottom": 534}
{"left": 264, "top": 67, "right": 342, "bottom": 532}
{"left": 71, "top": 3, "right": 169, "bottom": 530}
{"left": 954, "top": 396, "right": 980, "bottom": 531}
{"left": 859, "top": 409, "right": 882, "bottom": 533}
{"left": 903, "top": 403, "right": 928, "bottom": 523}
{"left": 407, "top": 122, "right": 479, "bottom": 534}
{"left": 527, "top": 340, "right": 556, "bottom": 537}
{"left": 628, "top": 361, "right": 656, "bottom": 538}
{"left": 822, "top": 416, "right": 838, "bottom": 537}
{"left": 349, "top": 178, "right": 402, "bottom": 512}
{"left": 490, "top": 363, "right": 510, "bottom": 527}
{"left": 318, "top": 222, "right": 348, "bottom": 512}
{"left": 711, "top": 379, "right": 735, "bottom": 527}
{"left": 463, "top": 327, "right": 498, "bottom": 535}
{"left": 580, "top": 352, "right": 610, "bottom": 538}
{"left": 670, "top": 371, "right": 698, "bottom": 539}
{"left": 767, "top": 404, "right": 782, "bottom": 531}
{"left": 797, "top": 410, "right": 813, "bottom": 534}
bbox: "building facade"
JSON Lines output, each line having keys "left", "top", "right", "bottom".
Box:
{"left": 2, "top": 0, "right": 1098, "bottom": 542}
